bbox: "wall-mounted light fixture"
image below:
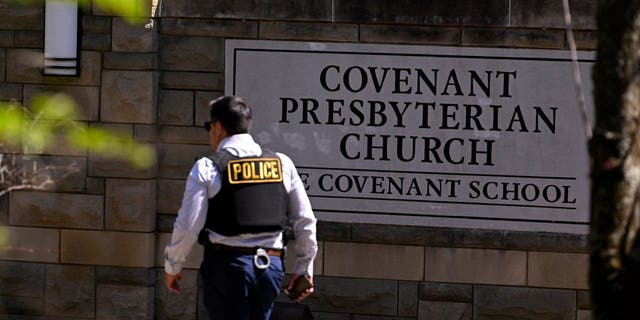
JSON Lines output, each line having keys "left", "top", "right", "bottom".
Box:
{"left": 43, "top": 0, "right": 80, "bottom": 76}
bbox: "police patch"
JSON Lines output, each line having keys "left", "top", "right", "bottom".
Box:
{"left": 227, "top": 157, "right": 283, "bottom": 184}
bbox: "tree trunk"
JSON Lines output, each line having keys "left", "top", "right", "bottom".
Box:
{"left": 591, "top": 0, "right": 640, "bottom": 318}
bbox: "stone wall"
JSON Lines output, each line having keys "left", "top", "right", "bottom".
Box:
{"left": 0, "top": 0, "right": 596, "bottom": 319}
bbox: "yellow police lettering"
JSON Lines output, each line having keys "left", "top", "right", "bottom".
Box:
{"left": 227, "top": 158, "right": 283, "bottom": 184}
{"left": 232, "top": 163, "right": 242, "bottom": 181}
{"left": 263, "top": 161, "right": 272, "bottom": 179}
{"left": 270, "top": 162, "right": 280, "bottom": 179}
{"left": 242, "top": 163, "right": 251, "bottom": 179}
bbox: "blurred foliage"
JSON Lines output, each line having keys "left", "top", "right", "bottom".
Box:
{"left": 0, "top": 0, "right": 157, "bottom": 249}
{"left": 79, "top": 0, "right": 151, "bottom": 24}
{"left": 0, "top": 94, "right": 155, "bottom": 169}
{"left": 18, "top": 0, "right": 151, "bottom": 24}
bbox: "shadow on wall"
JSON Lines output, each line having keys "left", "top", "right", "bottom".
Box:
{"left": 270, "top": 302, "right": 314, "bottom": 320}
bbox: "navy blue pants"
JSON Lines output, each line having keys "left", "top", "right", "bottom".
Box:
{"left": 200, "top": 248, "right": 284, "bottom": 320}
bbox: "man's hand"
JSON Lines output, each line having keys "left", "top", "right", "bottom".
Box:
{"left": 165, "top": 271, "right": 184, "bottom": 293}
{"left": 286, "top": 274, "right": 314, "bottom": 302}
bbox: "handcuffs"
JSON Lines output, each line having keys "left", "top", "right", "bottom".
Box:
{"left": 253, "top": 248, "right": 270, "bottom": 270}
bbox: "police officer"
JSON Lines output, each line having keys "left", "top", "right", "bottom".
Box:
{"left": 164, "top": 96, "right": 318, "bottom": 319}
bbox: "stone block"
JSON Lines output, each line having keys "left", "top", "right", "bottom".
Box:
{"left": 351, "top": 223, "right": 452, "bottom": 246}
{"left": 156, "top": 214, "right": 175, "bottom": 232}
{"left": 452, "top": 229, "right": 504, "bottom": 249}
{"left": 0, "top": 83, "right": 22, "bottom": 101}
{"left": 528, "top": 251, "right": 589, "bottom": 289}
{"left": 361, "top": 25, "right": 460, "bottom": 45}
{"left": 511, "top": 0, "right": 596, "bottom": 30}
{"left": 86, "top": 177, "right": 105, "bottom": 194}
{"left": 418, "top": 301, "right": 471, "bottom": 320}
{"left": 259, "top": 22, "right": 358, "bottom": 42}
{"left": 160, "top": 18, "right": 257, "bottom": 38}
{"left": 424, "top": 247, "right": 526, "bottom": 285}
{"left": 195, "top": 91, "right": 222, "bottom": 125}
{"left": 24, "top": 84, "right": 100, "bottom": 121}
{"left": 0, "top": 296, "right": 43, "bottom": 315}
{"left": 162, "top": 0, "right": 332, "bottom": 21}
{"left": 158, "top": 90, "right": 194, "bottom": 125}
{"left": 160, "top": 71, "right": 223, "bottom": 91}
{"left": 7, "top": 155, "right": 87, "bottom": 193}
{"left": 61, "top": 230, "right": 155, "bottom": 267}
{"left": 316, "top": 221, "right": 351, "bottom": 242}
{"left": 97, "top": 284, "right": 154, "bottom": 319}
{"left": 159, "top": 36, "right": 223, "bottom": 72}
{"left": 44, "top": 265, "right": 95, "bottom": 318}
{"left": 155, "top": 233, "right": 203, "bottom": 269}
{"left": 418, "top": 282, "right": 473, "bottom": 302}
{"left": 310, "top": 312, "right": 351, "bottom": 320}
{"left": 159, "top": 126, "right": 209, "bottom": 145}
{"left": 81, "top": 33, "right": 111, "bottom": 51}
{"left": 0, "top": 194, "right": 7, "bottom": 224}
{"left": 157, "top": 143, "right": 212, "bottom": 179}
{"left": 399, "top": 281, "right": 418, "bottom": 317}
{"left": 324, "top": 242, "right": 423, "bottom": 280}
{"left": 155, "top": 269, "right": 198, "bottom": 320}
{"left": 134, "top": 124, "right": 157, "bottom": 143}
{"left": 461, "top": 28, "right": 565, "bottom": 49}
{"left": 112, "top": 18, "right": 157, "bottom": 52}
{"left": 304, "top": 276, "right": 397, "bottom": 315}
{"left": 7, "top": 49, "right": 101, "bottom": 86}
{"left": 0, "top": 261, "right": 44, "bottom": 298}
{"left": 0, "top": 31, "right": 12, "bottom": 47}
{"left": 82, "top": 16, "right": 111, "bottom": 33}
{"left": 14, "top": 31, "right": 42, "bottom": 48}
{"left": 283, "top": 240, "right": 323, "bottom": 276}
{"left": 100, "top": 70, "right": 157, "bottom": 124}
{"left": 0, "top": 2, "right": 43, "bottom": 30}
{"left": 0, "top": 48, "right": 5, "bottom": 81}
{"left": 474, "top": 285, "right": 575, "bottom": 320}
{"left": 96, "top": 266, "right": 155, "bottom": 286}
{"left": 505, "top": 231, "right": 588, "bottom": 253}
{"left": 157, "top": 179, "right": 185, "bottom": 214}
{"left": 104, "top": 52, "right": 156, "bottom": 70}
{"left": 10, "top": 191, "right": 102, "bottom": 229}
{"left": 0, "top": 226, "right": 59, "bottom": 263}
{"left": 557, "top": 233, "right": 589, "bottom": 253}
{"left": 88, "top": 156, "right": 156, "bottom": 179}
{"left": 574, "top": 31, "right": 597, "bottom": 50}
{"left": 105, "top": 178, "right": 156, "bottom": 232}
{"left": 352, "top": 317, "right": 413, "bottom": 320}
{"left": 578, "top": 309, "right": 593, "bottom": 320}
{"left": 577, "top": 290, "right": 592, "bottom": 309}
{"left": 334, "top": 0, "right": 509, "bottom": 26}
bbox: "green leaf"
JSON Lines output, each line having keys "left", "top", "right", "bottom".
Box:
{"left": 31, "top": 93, "right": 78, "bottom": 121}
{"left": 0, "top": 104, "right": 25, "bottom": 145}
{"left": 90, "top": 0, "right": 150, "bottom": 24}
{"left": 22, "top": 122, "right": 54, "bottom": 151}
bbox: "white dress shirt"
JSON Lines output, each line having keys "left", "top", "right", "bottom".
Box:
{"left": 164, "top": 134, "right": 318, "bottom": 277}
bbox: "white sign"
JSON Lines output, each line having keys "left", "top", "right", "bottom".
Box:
{"left": 225, "top": 40, "right": 594, "bottom": 234}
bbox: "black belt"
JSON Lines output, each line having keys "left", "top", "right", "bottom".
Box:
{"left": 206, "top": 243, "right": 283, "bottom": 257}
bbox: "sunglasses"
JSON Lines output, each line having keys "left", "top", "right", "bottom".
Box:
{"left": 204, "top": 121, "right": 213, "bottom": 131}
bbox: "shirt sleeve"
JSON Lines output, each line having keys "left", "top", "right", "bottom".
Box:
{"left": 279, "top": 153, "right": 318, "bottom": 276}
{"left": 164, "top": 158, "right": 214, "bottom": 275}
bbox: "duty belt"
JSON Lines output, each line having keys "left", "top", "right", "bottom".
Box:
{"left": 206, "top": 243, "right": 283, "bottom": 257}
{"left": 206, "top": 243, "right": 282, "bottom": 270}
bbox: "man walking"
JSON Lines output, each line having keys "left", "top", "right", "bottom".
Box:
{"left": 164, "top": 96, "right": 318, "bottom": 319}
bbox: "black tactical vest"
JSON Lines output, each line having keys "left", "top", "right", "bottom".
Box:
{"left": 198, "top": 149, "right": 288, "bottom": 243}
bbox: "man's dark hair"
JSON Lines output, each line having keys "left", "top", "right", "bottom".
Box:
{"left": 209, "top": 96, "right": 252, "bottom": 134}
